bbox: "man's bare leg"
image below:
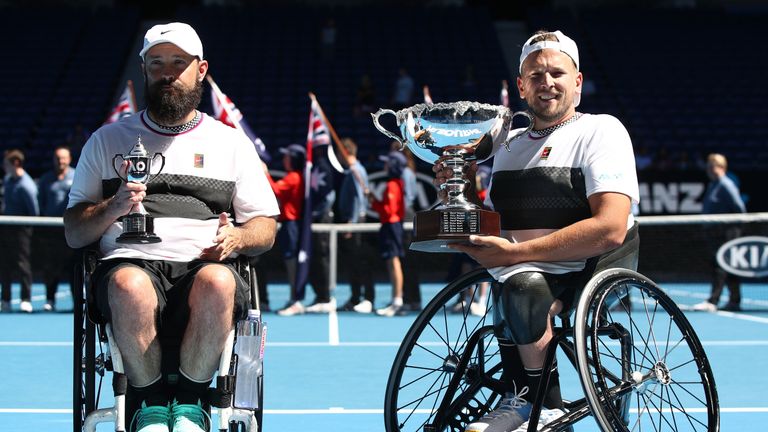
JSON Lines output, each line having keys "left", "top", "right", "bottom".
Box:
{"left": 109, "top": 267, "right": 162, "bottom": 387}
{"left": 180, "top": 264, "right": 236, "bottom": 381}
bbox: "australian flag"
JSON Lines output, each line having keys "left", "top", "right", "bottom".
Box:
{"left": 208, "top": 75, "right": 271, "bottom": 163}
{"left": 104, "top": 80, "right": 136, "bottom": 125}
{"left": 294, "top": 98, "right": 343, "bottom": 296}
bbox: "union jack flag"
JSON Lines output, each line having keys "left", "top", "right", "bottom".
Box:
{"left": 207, "top": 75, "right": 270, "bottom": 163}
{"left": 104, "top": 80, "right": 136, "bottom": 125}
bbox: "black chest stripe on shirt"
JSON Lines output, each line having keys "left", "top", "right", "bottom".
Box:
{"left": 490, "top": 166, "right": 591, "bottom": 230}
{"left": 103, "top": 173, "right": 236, "bottom": 220}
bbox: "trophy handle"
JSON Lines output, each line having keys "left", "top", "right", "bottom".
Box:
{"left": 148, "top": 153, "right": 166, "bottom": 182}
{"left": 503, "top": 110, "right": 534, "bottom": 151}
{"left": 371, "top": 109, "right": 404, "bottom": 149}
{"left": 112, "top": 155, "right": 129, "bottom": 182}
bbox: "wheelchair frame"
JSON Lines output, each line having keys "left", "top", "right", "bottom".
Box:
{"left": 384, "top": 268, "right": 719, "bottom": 432}
{"left": 73, "top": 249, "right": 264, "bottom": 432}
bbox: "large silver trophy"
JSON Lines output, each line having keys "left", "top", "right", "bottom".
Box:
{"left": 373, "top": 101, "right": 532, "bottom": 252}
{"left": 112, "top": 135, "right": 165, "bottom": 244}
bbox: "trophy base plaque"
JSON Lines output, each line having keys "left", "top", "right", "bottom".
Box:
{"left": 410, "top": 208, "right": 500, "bottom": 253}
{"left": 117, "top": 213, "right": 162, "bottom": 244}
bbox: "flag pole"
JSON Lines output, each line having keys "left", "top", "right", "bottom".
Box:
{"left": 206, "top": 75, "right": 244, "bottom": 132}
{"left": 308, "top": 92, "right": 350, "bottom": 162}
{"left": 127, "top": 80, "right": 137, "bottom": 112}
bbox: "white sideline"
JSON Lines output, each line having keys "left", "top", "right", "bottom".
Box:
{"left": 4, "top": 340, "right": 768, "bottom": 347}
{"left": 3, "top": 407, "right": 768, "bottom": 415}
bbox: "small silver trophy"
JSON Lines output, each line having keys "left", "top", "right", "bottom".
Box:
{"left": 112, "top": 135, "right": 165, "bottom": 244}
{"left": 372, "top": 101, "right": 532, "bottom": 252}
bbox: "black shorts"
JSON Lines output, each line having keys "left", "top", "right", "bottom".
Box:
{"left": 378, "top": 222, "right": 405, "bottom": 259}
{"left": 91, "top": 258, "right": 250, "bottom": 339}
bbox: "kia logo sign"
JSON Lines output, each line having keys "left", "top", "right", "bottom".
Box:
{"left": 716, "top": 236, "right": 768, "bottom": 278}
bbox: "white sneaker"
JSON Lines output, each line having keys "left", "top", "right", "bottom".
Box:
{"left": 512, "top": 408, "right": 566, "bottom": 431}
{"left": 469, "top": 301, "right": 486, "bottom": 317}
{"left": 20, "top": 301, "right": 33, "bottom": 313}
{"left": 44, "top": 301, "right": 55, "bottom": 312}
{"left": 352, "top": 300, "right": 373, "bottom": 313}
{"left": 692, "top": 301, "right": 717, "bottom": 312}
{"left": 305, "top": 297, "right": 337, "bottom": 313}
{"left": 376, "top": 303, "right": 402, "bottom": 317}
{"left": 466, "top": 387, "right": 531, "bottom": 432}
{"left": 277, "top": 301, "right": 305, "bottom": 316}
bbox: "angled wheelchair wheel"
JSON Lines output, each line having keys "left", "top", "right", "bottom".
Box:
{"left": 384, "top": 268, "right": 503, "bottom": 432}
{"left": 574, "top": 269, "right": 719, "bottom": 432}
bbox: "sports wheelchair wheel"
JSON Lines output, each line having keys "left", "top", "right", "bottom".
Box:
{"left": 574, "top": 269, "right": 719, "bottom": 431}
{"left": 384, "top": 268, "right": 502, "bottom": 432}
{"left": 73, "top": 249, "right": 108, "bottom": 432}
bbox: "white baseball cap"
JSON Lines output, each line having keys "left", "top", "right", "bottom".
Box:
{"left": 519, "top": 30, "right": 579, "bottom": 74}
{"left": 139, "top": 22, "right": 203, "bottom": 60}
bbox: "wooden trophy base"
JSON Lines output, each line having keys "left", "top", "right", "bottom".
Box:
{"left": 409, "top": 208, "right": 500, "bottom": 253}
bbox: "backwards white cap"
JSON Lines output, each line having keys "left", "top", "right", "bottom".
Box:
{"left": 519, "top": 30, "right": 581, "bottom": 107}
{"left": 139, "top": 22, "right": 203, "bottom": 60}
{"left": 519, "top": 30, "right": 579, "bottom": 74}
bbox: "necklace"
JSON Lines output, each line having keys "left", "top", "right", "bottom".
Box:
{"left": 530, "top": 112, "right": 582, "bottom": 137}
{"left": 146, "top": 111, "right": 202, "bottom": 134}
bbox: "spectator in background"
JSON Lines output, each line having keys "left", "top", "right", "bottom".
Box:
{"left": 320, "top": 18, "right": 336, "bottom": 62}
{"left": 336, "top": 138, "right": 376, "bottom": 313}
{"left": 391, "top": 68, "right": 415, "bottom": 110}
{"left": 265, "top": 144, "right": 307, "bottom": 316}
{"left": 37, "top": 146, "right": 76, "bottom": 311}
{"left": 399, "top": 145, "right": 423, "bottom": 315}
{"left": 353, "top": 74, "right": 377, "bottom": 119}
{"left": 693, "top": 153, "right": 746, "bottom": 312}
{"left": 1, "top": 149, "right": 39, "bottom": 313}
{"left": 370, "top": 151, "right": 406, "bottom": 317}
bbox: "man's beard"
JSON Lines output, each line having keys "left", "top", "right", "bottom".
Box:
{"left": 145, "top": 77, "right": 203, "bottom": 125}
{"left": 527, "top": 93, "right": 574, "bottom": 125}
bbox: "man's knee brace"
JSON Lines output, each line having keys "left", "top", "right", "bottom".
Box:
{"left": 492, "top": 272, "right": 555, "bottom": 345}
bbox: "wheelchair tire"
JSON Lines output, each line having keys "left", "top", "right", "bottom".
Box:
{"left": 384, "top": 268, "right": 503, "bottom": 432}
{"left": 574, "top": 268, "right": 719, "bottom": 432}
{"left": 73, "top": 256, "right": 97, "bottom": 432}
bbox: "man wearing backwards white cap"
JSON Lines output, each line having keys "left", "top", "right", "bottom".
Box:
{"left": 435, "top": 30, "right": 640, "bottom": 431}
{"left": 64, "top": 22, "right": 279, "bottom": 432}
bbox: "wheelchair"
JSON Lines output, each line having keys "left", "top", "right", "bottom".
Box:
{"left": 73, "top": 249, "right": 264, "bottom": 432}
{"left": 384, "top": 267, "right": 719, "bottom": 432}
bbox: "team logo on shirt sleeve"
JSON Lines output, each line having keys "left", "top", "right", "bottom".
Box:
{"left": 194, "top": 153, "right": 204, "bottom": 168}
{"left": 540, "top": 146, "right": 552, "bottom": 160}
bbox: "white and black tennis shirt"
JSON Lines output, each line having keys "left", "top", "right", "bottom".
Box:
{"left": 68, "top": 110, "right": 280, "bottom": 262}
{"left": 484, "top": 113, "right": 639, "bottom": 282}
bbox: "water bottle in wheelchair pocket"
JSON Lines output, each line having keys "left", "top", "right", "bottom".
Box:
{"left": 234, "top": 309, "right": 266, "bottom": 410}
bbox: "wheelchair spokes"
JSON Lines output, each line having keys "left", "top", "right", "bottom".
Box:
{"left": 385, "top": 269, "right": 503, "bottom": 432}
{"left": 576, "top": 269, "right": 719, "bottom": 432}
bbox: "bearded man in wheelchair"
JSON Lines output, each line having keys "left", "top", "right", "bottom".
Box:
{"left": 64, "top": 22, "right": 279, "bottom": 432}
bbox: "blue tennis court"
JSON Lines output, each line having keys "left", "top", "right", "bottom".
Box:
{"left": 1, "top": 280, "right": 767, "bottom": 431}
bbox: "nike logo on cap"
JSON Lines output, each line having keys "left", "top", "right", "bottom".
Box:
{"left": 160, "top": 30, "right": 173, "bottom": 35}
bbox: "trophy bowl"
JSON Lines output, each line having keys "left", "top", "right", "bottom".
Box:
{"left": 372, "top": 101, "right": 532, "bottom": 252}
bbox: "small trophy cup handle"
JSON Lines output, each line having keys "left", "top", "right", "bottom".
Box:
{"left": 148, "top": 153, "right": 166, "bottom": 182}
{"left": 112, "top": 154, "right": 129, "bottom": 182}
{"left": 371, "top": 109, "right": 404, "bottom": 149}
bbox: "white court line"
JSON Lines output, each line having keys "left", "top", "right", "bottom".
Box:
{"left": 2, "top": 407, "right": 768, "bottom": 415}
{"left": 5, "top": 340, "right": 768, "bottom": 347}
{"left": 328, "top": 309, "right": 340, "bottom": 346}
